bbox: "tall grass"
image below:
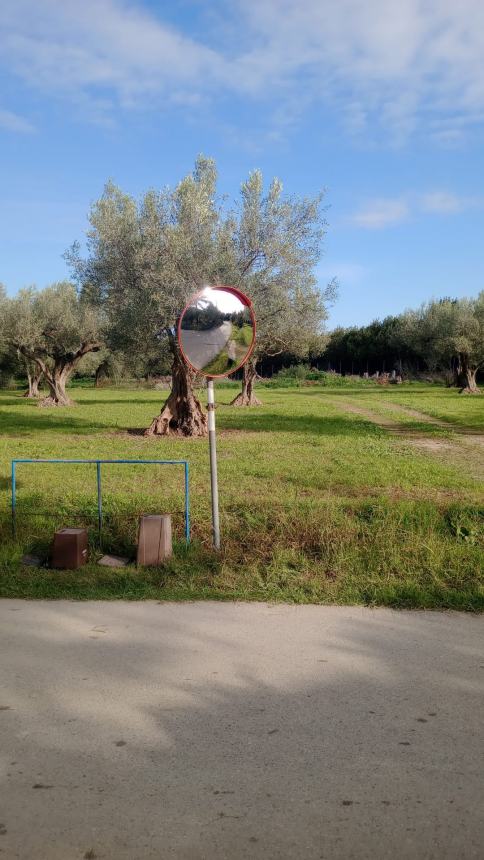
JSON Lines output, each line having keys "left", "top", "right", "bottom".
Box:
{"left": 0, "top": 385, "right": 482, "bottom": 608}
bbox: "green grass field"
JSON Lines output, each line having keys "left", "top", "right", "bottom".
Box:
{"left": 0, "top": 383, "right": 483, "bottom": 608}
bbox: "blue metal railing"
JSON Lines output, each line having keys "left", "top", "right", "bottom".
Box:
{"left": 11, "top": 459, "right": 190, "bottom": 543}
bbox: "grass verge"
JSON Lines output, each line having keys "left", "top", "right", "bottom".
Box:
{"left": 0, "top": 385, "right": 482, "bottom": 608}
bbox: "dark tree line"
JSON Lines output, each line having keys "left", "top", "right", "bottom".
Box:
{"left": 318, "top": 316, "right": 422, "bottom": 377}
{"left": 258, "top": 295, "right": 484, "bottom": 394}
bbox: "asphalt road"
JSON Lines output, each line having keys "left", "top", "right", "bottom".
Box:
{"left": 1, "top": 602, "right": 483, "bottom": 860}
{"left": 180, "top": 321, "right": 231, "bottom": 371}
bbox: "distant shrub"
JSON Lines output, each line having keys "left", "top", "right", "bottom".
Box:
{"left": 272, "top": 365, "right": 376, "bottom": 387}
{"left": 316, "top": 372, "right": 375, "bottom": 387}
{"left": 276, "top": 364, "right": 311, "bottom": 380}
{"left": 0, "top": 372, "right": 16, "bottom": 390}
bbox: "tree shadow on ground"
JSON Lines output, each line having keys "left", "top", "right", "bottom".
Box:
{"left": 73, "top": 398, "right": 164, "bottom": 405}
{"left": 218, "top": 411, "right": 381, "bottom": 437}
{"left": 298, "top": 386, "right": 482, "bottom": 403}
{"left": 0, "top": 603, "right": 482, "bottom": 859}
{"left": 0, "top": 394, "right": 32, "bottom": 406}
{"left": 0, "top": 409, "right": 107, "bottom": 435}
{"left": 121, "top": 427, "right": 207, "bottom": 440}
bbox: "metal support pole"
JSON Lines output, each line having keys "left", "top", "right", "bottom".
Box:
{"left": 96, "top": 461, "right": 103, "bottom": 542}
{"left": 207, "top": 378, "right": 220, "bottom": 550}
{"left": 184, "top": 461, "right": 190, "bottom": 544}
{"left": 11, "top": 460, "right": 16, "bottom": 539}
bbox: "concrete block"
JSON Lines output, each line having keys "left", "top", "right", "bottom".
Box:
{"left": 137, "top": 515, "right": 172, "bottom": 566}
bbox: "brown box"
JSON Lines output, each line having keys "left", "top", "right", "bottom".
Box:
{"left": 51, "top": 528, "right": 88, "bottom": 569}
{"left": 137, "top": 515, "right": 172, "bottom": 566}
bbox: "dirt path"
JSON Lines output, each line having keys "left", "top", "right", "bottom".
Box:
{"left": 386, "top": 404, "right": 449, "bottom": 426}
{"left": 330, "top": 397, "right": 484, "bottom": 481}
{"left": 180, "top": 320, "right": 232, "bottom": 370}
{"left": 385, "top": 402, "right": 484, "bottom": 437}
{"left": 330, "top": 399, "right": 402, "bottom": 429}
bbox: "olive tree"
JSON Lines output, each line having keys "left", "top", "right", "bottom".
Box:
{"left": 4, "top": 282, "right": 102, "bottom": 405}
{"left": 68, "top": 158, "right": 333, "bottom": 432}
{"left": 447, "top": 293, "right": 483, "bottom": 393}
{"left": 67, "top": 159, "right": 234, "bottom": 436}
{"left": 407, "top": 294, "right": 484, "bottom": 393}
{"left": 226, "top": 171, "right": 333, "bottom": 405}
{"left": 0, "top": 283, "right": 42, "bottom": 395}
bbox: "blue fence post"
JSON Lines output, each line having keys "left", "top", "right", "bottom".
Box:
{"left": 11, "top": 460, "right": 16, "bottom": 539}
{"left": 184, "top": 460, "right": 190, "bottom": 544}
{"left": 96, "top": 461, "right": 103, "bottom": 542}
{"left": 10, "top": 458, "right": 190, "bottom": 546}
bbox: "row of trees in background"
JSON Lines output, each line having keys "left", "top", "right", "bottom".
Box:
{"left": 0, "top": 158, "right": 332, "bottom": 434}
{"left": 2, "top": 281, "right": 482, "bottom": 407}
{"left": 321, "top": 295, "right": 484, "bottom": 393}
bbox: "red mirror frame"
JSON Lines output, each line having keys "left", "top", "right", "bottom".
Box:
{"left": 177, "top": 285, "right": 256, "bottom": 378}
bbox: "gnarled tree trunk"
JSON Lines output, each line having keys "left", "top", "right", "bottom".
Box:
{"left": 23, "top": 362, "right": 43, "bottom": 398}
{"left": 144, "top": 337, "right": 207, "bottom": 436}
{"left": 230, "top": 358, "right": 262, "bottom": 406}
{"left": 40, "top": 362, "right": 75, "bottom": 407}
{"left": 17, "top": 342, "right": 101, "bottom": 407}
{"left": 458, "top": 358, "right": 481, "bottom": 394}
{"left": 15, "top": 341, "right": 101, "bottom": 406}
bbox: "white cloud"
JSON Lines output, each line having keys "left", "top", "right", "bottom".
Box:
{"left": 351, "top": 190, "right": 481, "bottom": 228}
{"left": 351, "top": 198, "right": 409, "bottom": 229}
{"left": 420, "top": 191, "right": 467, "bottom": 214}
{"left": 237, "top": 0, "right": 484, "bottom": 140}
{"left": 1, "top": 0, "right": 484, "bottom": 138}
{"left": 0, "top": 106, "right": 35, "bottom": 133}
{"left": 0, "top": 0, "right": 225, "bottom": 116}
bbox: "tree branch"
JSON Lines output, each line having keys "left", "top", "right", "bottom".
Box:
{"left": 71, "top": 341, "right": 102, "bottom": 362}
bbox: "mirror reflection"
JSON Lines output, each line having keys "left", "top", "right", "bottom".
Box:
{"left": 179, "top": 287, "right": 254, "bottom": 376}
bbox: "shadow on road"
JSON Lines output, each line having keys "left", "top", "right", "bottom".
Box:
{"left": 0, "top": 603, "right": 483, "bottom": 859}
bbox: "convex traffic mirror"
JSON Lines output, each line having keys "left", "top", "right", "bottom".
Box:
{"left": 178, "top": 286, "right": 255, "bottom": 378}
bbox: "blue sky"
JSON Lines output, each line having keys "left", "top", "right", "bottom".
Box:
{"left": 1, "top": 0, "right": 483, "bottom": 328}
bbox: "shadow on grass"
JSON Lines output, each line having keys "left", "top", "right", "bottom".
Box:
{"left": 0, "top": 394, "right": 38, "bottom": 407}
{"left": 218, "top": 411, "right": 381, "bottom": 437}
{"left": 71, "top": 398, "right": 164, "bottom": 405}
{"left": 0, "top": 409, "right": 108, "bottom": 435}
{"left": 305, "top": 387, "right": 462, "bottom": 398}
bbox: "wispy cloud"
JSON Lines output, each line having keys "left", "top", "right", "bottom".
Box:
{"left": 2, "top": 1, "right": 484, "bottom": 139}
{"left": 420, "top": 191, "right": 468, "bottom": 214}
{"left": 0, "top": 0, "right": 224, "bottom": 120}
{"left": 351, "top": 190, "right": 481, "bottom": 228}
{"left": 351, "top": 198, "right": 410, "bottom": 229}
{"left": 0, "top": 106, "right": 35, "bottom": 133}
{"left": 237, "top": 0, "right": 484, "bottom": 142}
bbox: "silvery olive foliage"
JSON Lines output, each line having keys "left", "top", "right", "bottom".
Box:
{"left": 67, "top": 157, "right": 224, "bottom": 356}
{"left": 228, "top": 169, "right": 335, "bottom": 362}
{"left": 404, "top": 292, "right": 484, "bottom": 392}
{"left": 3, "top": 281, "right": 102, "bottom": 404}
{"left": 67, "top": 156, "right": 333, "bottom": 429}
